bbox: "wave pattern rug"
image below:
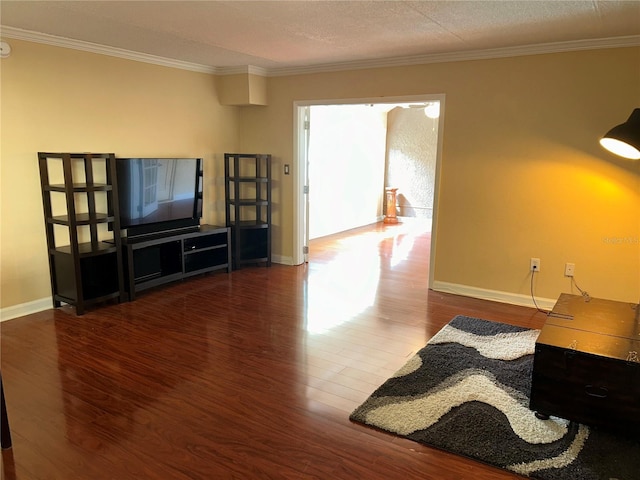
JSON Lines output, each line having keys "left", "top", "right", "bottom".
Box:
{"left": 349, "top": 316, "right": 640, "bottom": 480}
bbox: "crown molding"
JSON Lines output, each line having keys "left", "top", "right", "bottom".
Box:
{"left": 267, "top": 35, "right": 640, "bottom": 77}
{"left": 0, "top": 26, "right": 217, "bottom": 74}
{"left": 216, "top": 65, "right": 270, "bottom": 77}
{"left": 2, "top": 25, "right": 638, "bottom": 78}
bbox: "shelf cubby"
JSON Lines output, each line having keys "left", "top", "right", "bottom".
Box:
{"left": 38, "top": 152, "right": 125, "bottom": 315}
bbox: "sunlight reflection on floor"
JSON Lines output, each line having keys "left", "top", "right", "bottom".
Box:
{"left": 304, "top": 218, "right": 431, "bottom": 334}
{"left": 305, "top": 244, "right": 380, "bottom": 334}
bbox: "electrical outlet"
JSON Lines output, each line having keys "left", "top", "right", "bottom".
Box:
{"left": 530, "top": 258, "right": 541, "bottom": 272}
{"left": 565, "top": 263, "right": 575, "bottom": 277}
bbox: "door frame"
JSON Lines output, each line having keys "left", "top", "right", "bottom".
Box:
{"left": 293, "top": 94, "right": 446, "bottom": 288}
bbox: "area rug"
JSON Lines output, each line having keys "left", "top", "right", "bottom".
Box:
{"left": 349, "top": 315, "right": 640, "bottom": 480}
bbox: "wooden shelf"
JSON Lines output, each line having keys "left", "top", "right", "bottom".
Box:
{"left": 49, "top": 212, "right": 114, "bottom": 225}
{"left": 45, "top": 183, "right": 113, "bottom": 192}
{"left": 53, "top": 241, "right": 118, "bottom": 257}
{"left": 38, "top": 152, "right": 125, "bottom": 315}
{"left": 228, "top": 220, "right": 270, "bottom": 228}
{"left": 227, "top": 176, "right": 269, "bottom": 182}
{"left": 228, "top": 199, "right": 270, "bottom": 206}
{"left": 224, "top": 153, "right": 272, "bottom": 270}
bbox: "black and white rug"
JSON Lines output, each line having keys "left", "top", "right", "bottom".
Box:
{"left": 349, "top": 315, "right": 640, "bottom": 480}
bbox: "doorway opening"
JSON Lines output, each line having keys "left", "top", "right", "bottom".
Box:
{"left": 293, "top": 95, "right": 445, "bottom": 287}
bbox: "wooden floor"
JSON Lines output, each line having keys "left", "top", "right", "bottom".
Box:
{"left": 1, "top": 220, "right": 547, "bottom": 480}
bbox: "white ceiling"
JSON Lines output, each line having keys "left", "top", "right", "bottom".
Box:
{"left": 1, "top": 1, "right": 639, "bottom": 75}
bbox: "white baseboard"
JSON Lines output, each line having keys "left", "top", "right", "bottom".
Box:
{"left": 431, "top": 280, "right": 556, "bottom": 311}
{"left": 1, "top": 297, "right": 52, "bottom": 322}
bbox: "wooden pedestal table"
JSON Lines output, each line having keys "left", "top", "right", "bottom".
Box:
{"left": 384, "top": 187, "right": 399, "bottom": 224}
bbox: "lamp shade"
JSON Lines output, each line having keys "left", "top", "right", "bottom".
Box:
{"left": 599, "top": 108, "right": 640, "bottom": 160}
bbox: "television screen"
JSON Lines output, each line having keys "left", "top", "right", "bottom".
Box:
{"left": 116, "top": 158, "right": 202, "bottom": 236}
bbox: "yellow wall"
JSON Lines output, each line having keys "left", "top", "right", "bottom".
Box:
{"left": 240, "top": 47, "right": 640, "bottom": 303}
{"left": 0, "top": 39, "right": 240, "bottom": 309}
{"left": 2, "top": 39, "right": 639, "bottom": 313}
{"left": 217, "top": 73, "right": 268, "bottom": 106}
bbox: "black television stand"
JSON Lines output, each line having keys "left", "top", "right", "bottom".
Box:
{"left": 122, "top": 224, "right": 231, "bottom": 300}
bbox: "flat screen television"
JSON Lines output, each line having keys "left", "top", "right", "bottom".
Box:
{"left": 115, "top": 158, "right": 203, "bottom": 238}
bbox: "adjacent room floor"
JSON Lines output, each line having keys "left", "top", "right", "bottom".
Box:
{"left": 1, "top": 219, "right": 545, "bottom": 479}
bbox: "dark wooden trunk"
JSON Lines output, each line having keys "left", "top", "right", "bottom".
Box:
{"left": 530, "top": 294, "right": 640, "bottom": 433}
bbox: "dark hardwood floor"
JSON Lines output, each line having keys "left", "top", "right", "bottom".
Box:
{"left": 1, "top": 220, "right": 546, "bottom": 479}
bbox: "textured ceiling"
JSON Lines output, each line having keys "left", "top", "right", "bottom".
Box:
{"left": 1, "top": 1, "right": 639, "bottom": 73}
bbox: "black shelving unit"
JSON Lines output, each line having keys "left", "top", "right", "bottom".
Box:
{"left": 224, "top": 153, "right": 271, "bottom": 269}
{"left": 38, "top": 152, "right": 125, "bottom": 315}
